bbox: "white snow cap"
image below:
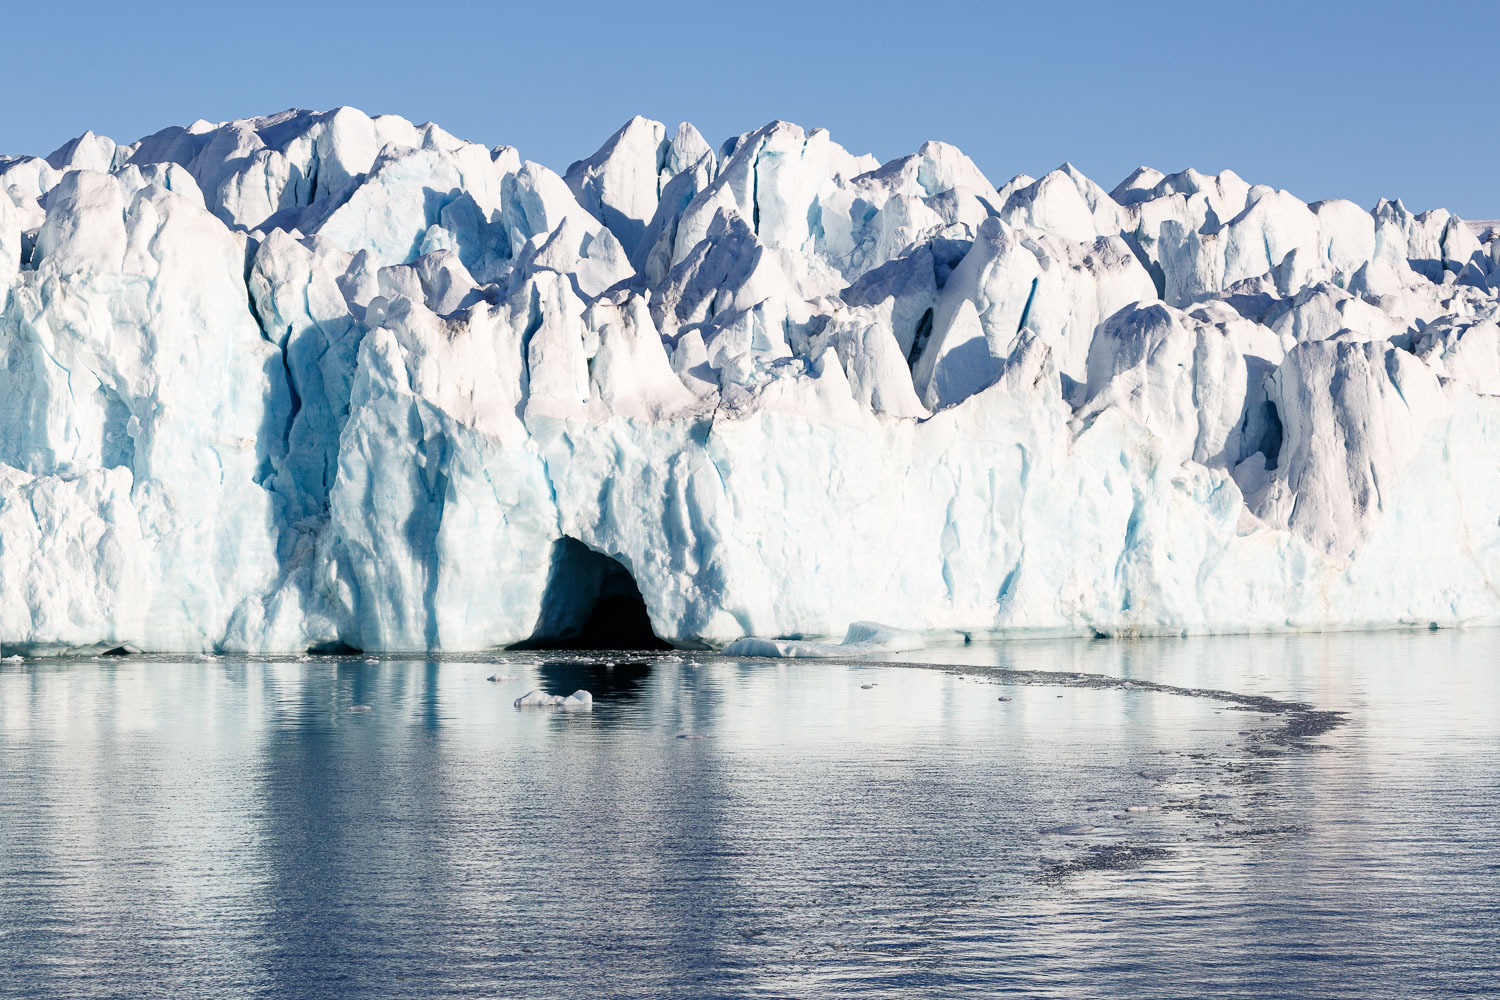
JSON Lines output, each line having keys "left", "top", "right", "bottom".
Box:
{"left": 0, "top": 108, "right": 1496, "bottom": 655}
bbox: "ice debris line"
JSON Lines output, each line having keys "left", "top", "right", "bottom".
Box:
{"left": 1, "top": 108, "right": 1498, "bottom": 655}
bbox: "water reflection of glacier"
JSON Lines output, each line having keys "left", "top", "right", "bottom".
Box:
{"left": 0, "top": 628, "right": 1496, "bottom": 997}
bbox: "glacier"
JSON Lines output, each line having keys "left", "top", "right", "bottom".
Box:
{"left": 0, "top": 108, "right": 1497, "bottom": 654}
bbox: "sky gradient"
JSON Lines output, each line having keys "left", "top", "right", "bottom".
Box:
{"left": 6, "top": 1, "right": 1494, "bottom": 218}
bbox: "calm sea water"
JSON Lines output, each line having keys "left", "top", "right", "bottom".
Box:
{"left": 0, "top": 630, "right": 1496, "bottom": 998}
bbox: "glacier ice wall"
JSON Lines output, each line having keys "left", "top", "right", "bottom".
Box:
{"left": 1, "top": 108, "right": 1497, "bottom": 652}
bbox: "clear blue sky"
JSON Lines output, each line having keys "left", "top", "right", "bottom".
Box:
{"left": 5, "top": 0, "right": 1494, "bottom": 218}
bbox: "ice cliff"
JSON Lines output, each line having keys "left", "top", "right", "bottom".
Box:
{"left": 1, "top": 108, "right": 1497, "bottom": 653}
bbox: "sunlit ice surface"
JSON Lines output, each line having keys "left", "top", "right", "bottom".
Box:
{"left": 0, "top": 629, "right": 1497, "bottom": 998}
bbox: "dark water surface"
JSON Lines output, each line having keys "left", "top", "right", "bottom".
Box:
{"left": 0, "top": 630, "right": 1496, "bottom": 998}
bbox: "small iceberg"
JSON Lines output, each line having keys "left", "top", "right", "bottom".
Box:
{"left": 721, "top": 621, "right": 924, "bottom": 659}
{"left": 1043, "top": 824, "right": 1097, "bottom": 836}
{"left": 513, "top": 689, "right": 593, "bottom": 710}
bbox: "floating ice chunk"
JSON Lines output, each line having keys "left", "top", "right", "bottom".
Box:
{"left": 842, "top": 622, "right": 922, "bottom": 648}
{"left": 722, "top": 621, "right": 924, "bottom": 659}
{"left": 347, "top": 704, "right": 372, "bottom": 713}
{"left": 513, "top": 689, "right": 594, "bottom": 710}
{"left": 1043, "top": 824, "right": 1097, "bottom": 836}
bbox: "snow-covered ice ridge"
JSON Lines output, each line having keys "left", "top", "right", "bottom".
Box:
{"left": 1, "top": 108, "right": 1498, "bottom": 654}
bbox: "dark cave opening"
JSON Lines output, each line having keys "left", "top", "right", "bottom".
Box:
{"left": 306, "top": 641, "right": 364, "bottom": 656}
{"left": 1259, "top": 399, "right": 1284, "bottom": 471}
{"left": 511, "top": 537, "right": 671, "bottom": 651}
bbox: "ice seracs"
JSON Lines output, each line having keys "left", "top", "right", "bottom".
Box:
{"left": 0, "top": 107, "right": 1497, "bottom": 654}
{"left": 563, "top": 116, "right": 712, "bottom": 255}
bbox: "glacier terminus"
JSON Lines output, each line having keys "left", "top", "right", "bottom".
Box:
{"left": 1, "top": 108, "right": 1498, "bottom": 654}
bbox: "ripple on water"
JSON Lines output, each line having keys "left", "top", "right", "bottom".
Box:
{"left": 0, "top": 630, "right": 1497, "bottom": 998}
